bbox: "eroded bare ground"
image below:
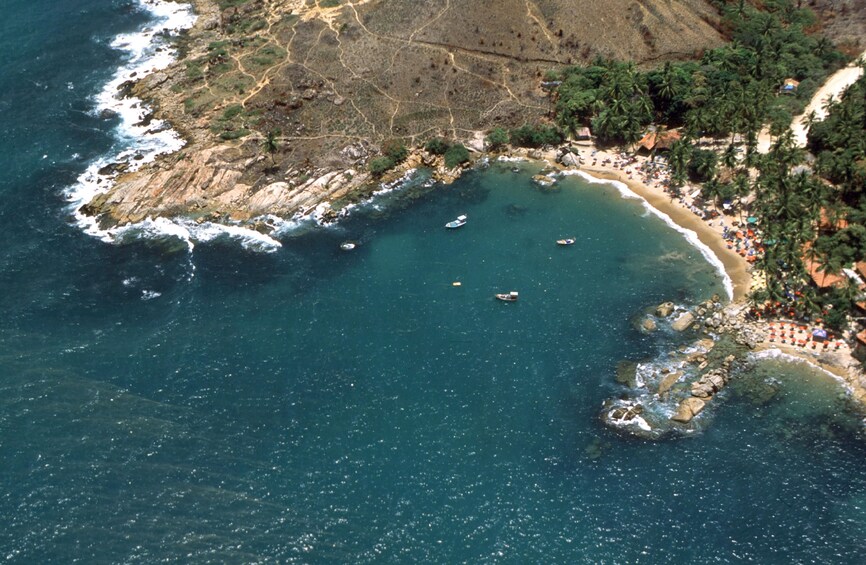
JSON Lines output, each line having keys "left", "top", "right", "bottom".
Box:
{"left": 89, "top": 0, "right": 727, "bottom": 225}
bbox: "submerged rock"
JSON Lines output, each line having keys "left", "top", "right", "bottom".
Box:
{"left": 655, "top": 302, "right": 675, "bottom": 317}
{"left": 615, "top": 361, "right": 639, "bottom": 388}
{"left": 641, "top": 317, "right": 658, "bottom": 332}
{"left": 657, "top": 371, "right": 682, "bottom": 396}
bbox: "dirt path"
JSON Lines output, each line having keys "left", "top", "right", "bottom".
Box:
{"left": 758, "top": 50, "right": 866, "bottom": 152}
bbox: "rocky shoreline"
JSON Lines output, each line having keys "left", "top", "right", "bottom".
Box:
{"left": 603, "top": 296, "right": 761, "bottom": 438}
{"left": 77, "top": 0, "right": 866, "bottom": 433}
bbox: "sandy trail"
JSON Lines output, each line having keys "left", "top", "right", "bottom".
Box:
{"left": 758, "top": 49, "right": 866, "bottom": 152}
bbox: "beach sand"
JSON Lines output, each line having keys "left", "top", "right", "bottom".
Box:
{"left": 512, "top": 143, "right": 866, "bottom": 405}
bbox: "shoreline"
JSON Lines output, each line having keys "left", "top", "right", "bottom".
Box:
{"left": 74, "top": 0, "right": 866, "bottom": 409}
{"left": 527, "top": 146, "right": 866, "bottom": 407}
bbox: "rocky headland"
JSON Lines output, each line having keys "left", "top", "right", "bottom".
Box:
{"left": 80, "top": 0, "right": 730, "bottom": 230}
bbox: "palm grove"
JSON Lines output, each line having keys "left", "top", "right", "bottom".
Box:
{"left": 545, "top": 0, "right": 866, "bottom": 334}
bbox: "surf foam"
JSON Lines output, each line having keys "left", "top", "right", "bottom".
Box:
{"left": 560, "top": 170, "right": 735, "bottom": 301}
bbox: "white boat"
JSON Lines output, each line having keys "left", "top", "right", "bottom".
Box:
{"left": 556, "top": 238, "right": 576, "bottom": 246}
{"left": 340, "top": 241, "right": 356, "bottom": 251}
{"left": 445, "top": 214, "right": 467, "bottom": 229}
{"left": 495, "top": 291, "right": 518, "bottom": 302}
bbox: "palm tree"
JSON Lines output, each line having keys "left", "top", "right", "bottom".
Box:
{"left": 261, "top": 129, "right": 281, "bottom": 166}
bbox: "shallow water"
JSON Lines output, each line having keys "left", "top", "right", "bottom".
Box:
{"left": 2, "top": 1, "right": 866, "bottom": 562}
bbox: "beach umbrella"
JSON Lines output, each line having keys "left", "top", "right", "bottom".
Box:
{"left": 812, "top": 328, "right": 828, "bottom": 342}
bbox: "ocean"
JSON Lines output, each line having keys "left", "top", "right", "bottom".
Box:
{"left": 1, "top": 1, "right": 865, "bottom": 562}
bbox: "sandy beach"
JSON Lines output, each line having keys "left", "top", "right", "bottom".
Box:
{"left": 509, "top": 142, "right": 866, "bottom": 406}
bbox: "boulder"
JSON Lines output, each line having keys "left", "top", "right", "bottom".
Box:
{"left": 655, "top": 302, "right": 676, "bottom": 317}
{"left": 615, "top": 361, "right": 639, "bottom": 388}
{"left": 685, "top": 352, "right": 706, "bottom": 364}
{"left": 641, "top": 318, "right": 658, "bottom": 332}
{"left": 707, "top": 373, "right": 726, "bottom": 390}
{"left": 671, "top": 312, "right": 696, "bottom": 332}
{"left": 691, "top": 382, "right": 714, "bottom": 399}
{"left": 466, "top": 137, "right": 485, "bottom": 153}
{"left": 657, "top": 371, "right": 682, "bottom": 395}
{"left": 671, "top": 397, "right": 706, "bottom": 423}
{"left": 559, "top": 152, "right": 580, "bottom": 167}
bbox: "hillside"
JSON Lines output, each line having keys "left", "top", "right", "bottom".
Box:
{"left": 86, "top": 0, "right": 727, "bottom": 226}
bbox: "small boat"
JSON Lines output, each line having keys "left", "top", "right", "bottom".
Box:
{"left": 495, "top": 291, "right": 519, "bottom": 302}
{"left": 556, "top": 238, "right": 576, "bottom": 246}
{"left": 340, "top": 241, "right": 356, "bottom": 251}
{"left": 445, "top": 214, "right": 467, "bottom": 229}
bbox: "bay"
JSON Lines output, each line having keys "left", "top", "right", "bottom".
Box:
{"left": 1, "top": 1, "right": 865, "bottom": 563}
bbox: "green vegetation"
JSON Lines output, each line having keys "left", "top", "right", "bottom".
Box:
{"left": 748, "top": 67, "right": 866, "bottom": 331}
{"left": 219, "top": 129, "right": 250, "bottom": 140}
{"left": 443, "top": 144, "right": 470, "bottom": 169}
{"left": 320, "top": 0, "right": 341, "bottom": 7}
{"left": 424, "top": 137, "right": 450, "bottom": 155}
{"left": 369, "top": 156, "right": 396, "bottom": 176}
{"left": 368, "top": 140, "right": 409, "bottom": 176}
{"left": 485, "top": 127, "right": 509, "bottom": 150}
{"left": 553, "top": 0, "right": 845, "bottom": 145}
{"left": 508, "top": 124, "right": 564, "bottom": 148}
{"left": 423, "top": 138, "right": 471, "bottom": 168}
{"left": 262, "top": 129, "right": 281, "bottom": 164}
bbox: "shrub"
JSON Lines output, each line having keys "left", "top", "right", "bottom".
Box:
{"left": 443, "top": 144, "right": 470, "bottom": 168}
{"left": 509, "top": 123, "right": 564, "bottom": 148}
{"left": 369, "top": 156, "right": 395, "bottom": 176}
{"left": 424, "top": 137, "right": 450, "bottom": 155}
{"left": 485, "top": 127, "right": 509, "bottom": 149}
{"left": 381, "top": 139, "right": 408, "bottom": 163}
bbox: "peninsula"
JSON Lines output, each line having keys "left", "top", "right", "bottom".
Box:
{"left": 80, "top": 0, "right": 728, "bottom": 227}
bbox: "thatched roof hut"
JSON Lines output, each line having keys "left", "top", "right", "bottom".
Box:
{"left": 636, "top": 129, "right": 681, "bottom": 152}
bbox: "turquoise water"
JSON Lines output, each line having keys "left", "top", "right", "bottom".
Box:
{"left": 2, "top": 1, "right": 866, "bottom": 562}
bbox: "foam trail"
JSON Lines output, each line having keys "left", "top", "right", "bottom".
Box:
{"left": 64, "top": 0, "right": 198, "bottom": 245}
{"left": 751, "top": 349, "right": 852, "bottom": 394}
{"left": 312, "top": 169, "right": 422, "bottom": 225}
{"left": 561, "top": 170, "right": 734, "bottom": 301}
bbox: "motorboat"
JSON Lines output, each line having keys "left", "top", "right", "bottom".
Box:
{"left": 495, "top": 291, "right": 519, "bottom": 302}
{"left": 556, "top": 238, "right": 576, "bottom": 246}
{"left": 340, "top": 241, "right": 356, "bottom": 251}
{"left": 445, "top": 214, "right": 467, "bottom": 229}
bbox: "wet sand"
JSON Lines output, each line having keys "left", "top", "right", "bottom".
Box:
{"left": 507, "top": 144, "right": 866, "bottom": 404}
{"left": 580, "top": 166, "right": 751, "bottom": 302}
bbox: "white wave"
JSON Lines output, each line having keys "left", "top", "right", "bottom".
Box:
{"left": 606, "top": 406, "right": 652, "bottom": 432}
{"left": 496, "top": 155, "right": 529, "bottom": 163}
{"left": 750, "top": 349, "right": 852, "bottom": 394}
{"left": 141, "top": 290, "right": 162, "bottom": 300}
{"left": 108, "top": 217, "right": 282, "bottom": 253}
{"left": 563, "top": 170, "right": 734, "bottom": 301}
{"left": 312, "top": 169, "right": 420, "bottom": 225}
{"left": 64, "top": 0, "right": 197, "bottom": 244}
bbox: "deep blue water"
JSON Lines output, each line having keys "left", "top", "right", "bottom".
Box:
{"left": 2, "top": 1, "right": 866, "bottom": 563}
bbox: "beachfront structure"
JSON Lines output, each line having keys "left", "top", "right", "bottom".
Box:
{"left": 574, "top": 127, "right": 592, "bottom": 141}
{"left": 818, "top": 207, "right": 850, "bottom": 232}
{"left": 636, "top": 129, "right": 681, "bottom": 152}
{"left": 803, "top": 256, "right": 847, "bottom": 289}
{"left": 781, "top": 78, "right": 800, "bottom": 94}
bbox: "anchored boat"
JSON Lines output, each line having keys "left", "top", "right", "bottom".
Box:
{"left": 445, "top": 214, "right": 467, "bottom": 229}
{"left": 556, "top": 238, "right": 576, "bottom": 246}
{"left": 495, "top": 291, "right": 519, "bottom": 302}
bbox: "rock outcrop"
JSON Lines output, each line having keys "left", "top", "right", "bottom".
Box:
{"left": 671, "top": 397, "right": 706, "bottom": 423}
{"left": 671, "top": 311, "right": 696, "bottom": 332}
